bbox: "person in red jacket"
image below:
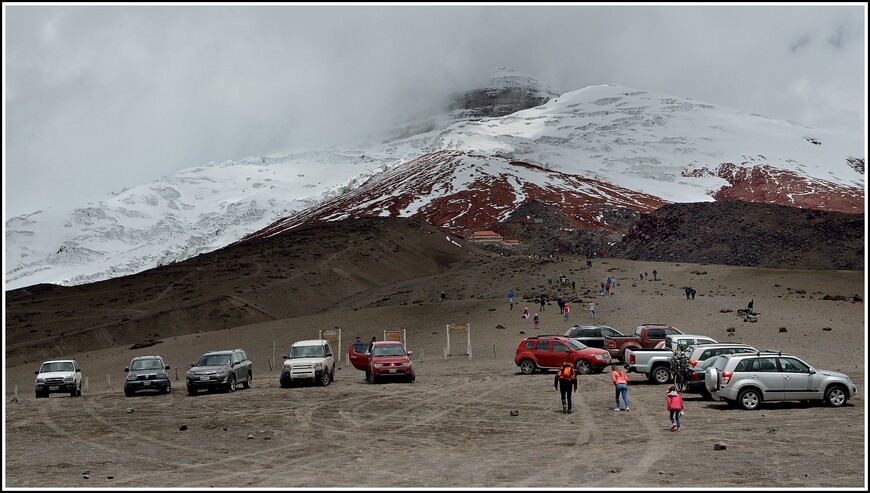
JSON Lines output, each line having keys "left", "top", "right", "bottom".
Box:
{"left": 666, "top": 385, "right": 685, "bottom": 431}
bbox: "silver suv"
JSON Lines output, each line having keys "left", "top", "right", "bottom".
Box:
{"left": 705, "top": 351, "right": 858, "bottom": 410}
{"left": 280, "top": 339, "right": 335, "bottom": 387}
{"left": 186, "top": 349, "right": 253, "bottom": 395}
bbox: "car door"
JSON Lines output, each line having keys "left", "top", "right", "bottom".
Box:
{"left": 348, "top": 343, "right": 370, "bottom": 371}
{"left": 744, "top": 357, "right": 785, "bottom": 400}
{"left": 534, "top": 340, "right": 556, "bottom": 368}
{"left": 779, "top": 357, "right": 815, "bottom": 400}
{"left": 231, "top": 351, "right": 243, "bottom": 380}
{"left": 324, "top": 342, "right": 335, "bottom": 372}
{"left": 551, "top": 341, "right": 572, "bottom": 367}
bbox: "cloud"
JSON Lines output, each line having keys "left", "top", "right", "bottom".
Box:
{"left": 4, "top": 4, "right": 866, "bottom": 217}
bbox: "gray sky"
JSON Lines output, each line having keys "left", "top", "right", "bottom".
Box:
{"left": 3, "top": 3, "right": 867, "bottom": 217}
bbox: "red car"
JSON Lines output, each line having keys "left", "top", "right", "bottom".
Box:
{"left": 515, "top": 335, "right": 612, "bottom": 375}
{"left": 348, "top": 341, "right": 415, "bottom": 384}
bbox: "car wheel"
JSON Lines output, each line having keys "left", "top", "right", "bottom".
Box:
{"left": 320, "top": 369, "right": 331, "bottom": 386}
{"left": 519, "top": 359, "right": 536, "bottom": 375}
{"left": 824, "top": 384, "right": 848, "bottom": 407}
{"left": 409, "top": 370, "right": 416, "bottom": 383}
{"left": 187, "top": 386, "right": 197, "bottom": 396}
{"left": 575, "top": 360, "right": 592, "bottom": 375}
{"left": 226, "top": 375, "right": 237, "bottom": 393}
{"left": 651, "top": 365, "right": 671, "bottom": 384}
{"left": 163, "top": 381, "right": 171, "bottom": 394}
{"left": 737, "top": 388, "right": 761, "bottom": 410}
{"left": 244, "top": 372, "right": 253, "bottom": 389}
{"left": 124, "top": 387, "right": 134, "bottom": 397}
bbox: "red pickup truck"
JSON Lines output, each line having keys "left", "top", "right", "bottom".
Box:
{"left": 604, "top": 324, "right": 684, "bottom": 362}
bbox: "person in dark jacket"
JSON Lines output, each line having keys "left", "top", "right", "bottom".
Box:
{"left": 554, "top": 361, "right": 578, "bottom": 414}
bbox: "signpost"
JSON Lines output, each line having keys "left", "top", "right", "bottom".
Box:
{"left": 446, "top": 323, "right": 472, "bottom": 360}
{"left": 384, "top": 329, "right": 407, "bottom": 350}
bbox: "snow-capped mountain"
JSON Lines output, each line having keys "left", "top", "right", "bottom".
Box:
{"left": 5, "top": 72, "right": 864, "bottom": 291}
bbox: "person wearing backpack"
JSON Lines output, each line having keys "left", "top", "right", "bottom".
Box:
{"left": 554, "top": 361, "right": 578, "bottom": 414}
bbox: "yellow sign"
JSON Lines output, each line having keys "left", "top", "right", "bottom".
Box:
{"left": 319, "top": 329, "right": 340, "bottom": 346}
{"left": 384, "top": 330, "right": 403, "bottom": 342}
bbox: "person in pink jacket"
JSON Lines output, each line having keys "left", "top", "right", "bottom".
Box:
{"left": 611, "top": 365, "right": 629, "bottom": 411}
{"left": 666, "top": 385, "right": 685, "bottom": 431}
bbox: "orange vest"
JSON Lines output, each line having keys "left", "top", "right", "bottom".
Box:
{"left": 558, "top": 365, "right": 575, "bottom": 380}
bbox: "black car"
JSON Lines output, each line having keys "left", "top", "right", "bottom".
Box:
{"left": 563, "top": 325, "right": 625, "bottom": 349}
{"left": 186, "top": 349, "right": 253, "bottom": 395}
{"left": 124, "top": 355, "right": 171, "bottom": 396}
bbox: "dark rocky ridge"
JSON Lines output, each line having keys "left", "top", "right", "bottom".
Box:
{"left": 608, "top": 200, "right": 865, "bottom": 270}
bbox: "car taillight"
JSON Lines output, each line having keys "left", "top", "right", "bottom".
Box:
{"left": 721, "top": 371, "right": 733, "bottom": 385}
{"left": 629, "top": 354, "right": 635, "bottom": 364}
{"left": 689, "top": 360, "right": 698, "bottom": 367}
{"left": 691, "top": 371, "right": 700, "bottom": 381}
{"left": 608, "top": 341, "right": 615, "bottom": 348}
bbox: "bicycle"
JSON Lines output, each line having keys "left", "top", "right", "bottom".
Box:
{"left": 669, "top": 349, "right": 693, "bottom": 392}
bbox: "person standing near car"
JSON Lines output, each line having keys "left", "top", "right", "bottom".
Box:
{"left": 554, "top": 361, "right": 578, "bottom": 414}
{"left": 533, "top": 313, "right": 540, "bottom": 330}
{"left": 563, "top": 303, "right": 570, "bottom": 322}
{"left": 666, "top": 385, "right": 685, "bottom": 431}
{"left": 612, "top": 365, "right": 630, "bottom": 412}
{"left": 588, "top": 301, "right": 596, "bottom": 320}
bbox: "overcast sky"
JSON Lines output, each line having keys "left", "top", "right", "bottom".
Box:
{"left": 3, "top": 3, "right": 866, "bottom": 217}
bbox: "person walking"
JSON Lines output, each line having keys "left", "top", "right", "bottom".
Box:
{"left": 612, "top": 365, "right": 629, "bottom": 412}
{"left": 599, "top": 282, "right": 605, "bottom": 296}
{"left": 685, "top": 287, "right": 692, "bottom": 300}
{"left": 588, "top": 302, "right": 596, "bottom": 320}
{"left": 533, "top": 313, "right": 540, "bottom": 330}
{"left": 690, "top": 288, "right": 696, "bottom": 300}
{"left": 508, "top": 290, "right": 515, "bottom": 310}
{"left": 522, "top": 307, "right": 529, "bottom": 319}
{"left": 604, "top": 281, "right": 610, "bottom": 296}
{"left": 539, "top": 294, "right": 546, "bottom": 311}
{"left": 747, "top": 299, "right": 754, "bottom": 315}
{"left": 572, "top": 280, "right": 576, "bottom": 292}
{"left": 563, "top": 303, "right": 570, "bottom": 322}
{"left": 554, "top": 361, "right": 578, "bottom": 414}
{"left": 652, "top": 269, "right": 658, "bottom": 281}
{"left": 666, "top": 385, "right": 685, "bottom": 431}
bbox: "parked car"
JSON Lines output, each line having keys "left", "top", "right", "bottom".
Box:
{"left": 705, "top": 351, "right": 858, "bottom": 410}
{"left": 604, "top": 324, "right": 684, "bottom": 362}
{"left": 563, "top": 325, "right": 626, "bottom": 349}
{"left": 348, "top": 340, "right": 415, "bottom": 384}
{"left": 35, "top": 359, "right": 82, "bottom": 398}
{"left": 652, "top": 334, "right": 718, "bottom": 350}
{"left": 124, "top": 355, "right": 171, "bottom": 396}
{"left": 280, "top": 339, "right": 335, "bottom": 387}
{"left": 186, "top": 349, "right": 253, "bottom": 395}
{"left": 682, "top": 344, "right": 757, "bottom": 397}
{"left": 625, "top": 335, "right": 720, "bottom": 384}
{"left": 514, "top": 335, "right": 611, "bottom": 375}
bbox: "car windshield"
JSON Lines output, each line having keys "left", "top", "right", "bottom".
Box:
{"left": 564, "top": 339, "right": 587, "bottom": 350}
{"left": 197, "top": 355, "right": 231, "bottom": 366}
{"left": 41, "top": 362, "right": 74, "bottom": 372}
{"left": 372, "top": 345, "right": 406, "bottom": 357}
{"left": 289, "top": 345, "right": 325, "bottom": 358}
{"left": 131, "top": 359, "right": 162, "bottom": 370}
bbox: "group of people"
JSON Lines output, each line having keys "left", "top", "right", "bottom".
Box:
{"left": 684, "top": 287, "right": 697, "bottom": 299}
{"left": 554, "top": 363, "right": 684, "bottom": 431}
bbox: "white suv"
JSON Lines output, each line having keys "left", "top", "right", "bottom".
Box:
{"left": 280, "top": 339, "right": 335, "bottom": 387}
{"left": 705, "top": 351, "right": 858, "bottom": 410}
{"left": 35, "top": 359, "right": 82, "bottom": 398}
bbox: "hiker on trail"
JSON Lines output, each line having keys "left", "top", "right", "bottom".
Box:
{"left": 652, "top": 269, "right": 658, "bottom": 281}
{"left": 589, "top": 302, "right": 596, "bottom": 320}
{"left": 572, "top": 280, "right": 576, "bottom": 291}
{"left": 554, "top": 361, "right": 578, "bottom": 414}
{"left": 440, "top": 291, "right": 446, "bottom": 302}
{"left": 353, "top": 337, "right": 365, "bottom": 353}
{"left": 690, "top": 288, "right": 696, "bottom": 300}
{"left": 605, "top": 281, "right": 611, "bottom": 296}
{"left": 522, "top": 307, "right": 529, "bottom": 319}
{"left": 563, "top": 303, "right": 570, "bottom": 322}
{"left": 508, "top": 290, "right": 515, "bottom": 310}
{"left": 533, "top": 313, "right": 540, "bottom": 330}
{"left": 747, "top": 299, "right": 754, "bottom": 315}
{"left": 586, "top": 259, "right": 592, "bottom": 269}
{"left": 600, "top": 282, "right": 605, "bottom": 296}
{"left": 685, "top": 287, "right": 692, "bottom": 300}
{"left": 539, "top": 294, "right": 546, "bottom": 311}
{"left": 557, "top": 298, "right": 565, "bottom": 313}
{"left": 640, "top": 271, "right": 644, "bottom": 280}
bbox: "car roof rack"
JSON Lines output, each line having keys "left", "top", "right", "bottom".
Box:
{"left": 755, "top": 350, "right": 783, "bottom": 356}
{"left": 528, "top": 335, "right": 564, "bottom": 339}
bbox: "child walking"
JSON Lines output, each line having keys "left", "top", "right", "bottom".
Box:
{"left": 666, "top": 385, "right": 685, "bottom": 431}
